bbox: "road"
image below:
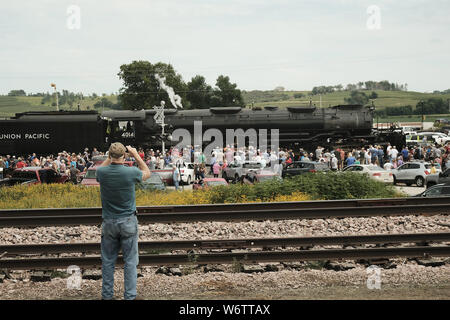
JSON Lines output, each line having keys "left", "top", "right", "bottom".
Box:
{"left": 394, "top": 185, "right": 425, "bottom": 197}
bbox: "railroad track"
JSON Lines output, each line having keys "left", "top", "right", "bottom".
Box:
{"left": 0, "top": 197, "right": 449, "bottom": 227}
{"left": 1, "top": 233, "right": 449, "bottom": 270}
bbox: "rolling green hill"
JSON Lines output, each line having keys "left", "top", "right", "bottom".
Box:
{"left": 0, "top": 95, "right": 117, "bottom": 117}
{"left": 242, "top": 90, "right": 450, "bottom": 110}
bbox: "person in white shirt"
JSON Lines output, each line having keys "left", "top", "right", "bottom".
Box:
{"left": 390, "top": 146, "right": 398, "bottom": 162}
{"left": 384, "top": 162, "right": 393, "bottom": 170}
{"left": 216, "top": 149, "right": 224, "bottom": 163}
{"left": 330, "top": 154, "right": 338, "bottom": 171}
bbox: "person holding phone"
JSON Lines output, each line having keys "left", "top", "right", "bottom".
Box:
{"left": 96, "top": 142, "right": 150, "bottom": 300}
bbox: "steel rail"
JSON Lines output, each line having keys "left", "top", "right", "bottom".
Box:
{"left": 0, "top": 203, "right": 449, "bottom": 227}
{"left": 1, "top": 246, "right": 449, "bottom": 270}
{"left": 1, "top": 232, "right": 449, "bottom": 256}
{"left": 0, "top": 197, "right": 448, "bottom": 218}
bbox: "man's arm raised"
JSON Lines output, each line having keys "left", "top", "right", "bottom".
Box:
{"left": 127, "top": 146, "right": 151, "bottom": 181}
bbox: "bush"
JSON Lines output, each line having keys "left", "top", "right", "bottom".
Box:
{"left": 203, "top": 172, "right": 399, "bottom": 202}
{"left": 285, "top": 172, "right": 398, "bottom": 200}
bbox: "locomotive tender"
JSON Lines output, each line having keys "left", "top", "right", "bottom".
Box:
{"left": 0, "top": 105, "right": 404, "bottom": 155}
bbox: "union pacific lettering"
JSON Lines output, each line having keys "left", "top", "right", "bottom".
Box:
{"left": 0, "top": 133, "right": 50, "bottom": 140}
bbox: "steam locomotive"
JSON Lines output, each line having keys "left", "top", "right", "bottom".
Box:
{"left": 0, "top": 105, "right": 404, "bottom": 155}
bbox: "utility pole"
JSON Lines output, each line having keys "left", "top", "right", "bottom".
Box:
{"left": 419, "top": 100, "right": 425, "bottom": 130}
{"left": 51, "top": 83, "right": 59, "bottom": 111}
{"left": 153, "top": 101, "right": 166, "bottom": 155}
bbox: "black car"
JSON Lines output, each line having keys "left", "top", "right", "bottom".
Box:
{"left": 414, "top": 183, "right": 450, "bottom": 197}
{"left": 136, "top": 173, "right": 166, "bottom": 191}
{"left": 281, "top": 161, "right": 330, "bottom": 178}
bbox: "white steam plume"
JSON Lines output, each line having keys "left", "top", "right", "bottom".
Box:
{"left": 155, "top": 74, "right": 183, "bottom": 108}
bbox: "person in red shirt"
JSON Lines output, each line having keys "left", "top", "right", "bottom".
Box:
{"left": 138, "top": 148, "right": 145, "bottom": 160}
{"left": 16, "top": 158, "right": 27, "bottom": 168}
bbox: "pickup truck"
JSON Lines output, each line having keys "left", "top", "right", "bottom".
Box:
{"left": 222, "top": 161, "right": 265, "bottom": 183}
{"left": 425, "top": 168, "right": 450, "bottom": 188}
{"left": 0, "top": 167, "right": 69, "bottom": 187}
{"left": 244, "top": 169, "right": 281, "bottom": 184}
{"left": 151, "top": 166, "right": 175, "bottom": 185}
{"left": 282, "top": 161, "right": 330, "bottom": 178}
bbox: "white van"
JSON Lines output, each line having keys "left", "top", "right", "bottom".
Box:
{"left": 420, "top": 132, "right": 450, "bottom": 145}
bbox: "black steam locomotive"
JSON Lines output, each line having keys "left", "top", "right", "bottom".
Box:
{"left": 0, "top": 105, "right": 404, "bottom": 155}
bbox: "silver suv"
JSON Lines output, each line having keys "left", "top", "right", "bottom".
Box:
{"left": 392, "top": 162, "right": 433, "bottom": 187}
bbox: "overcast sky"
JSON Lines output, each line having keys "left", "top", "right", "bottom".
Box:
{"left": 1, "top": 0, "right": 449, "bottom": 95}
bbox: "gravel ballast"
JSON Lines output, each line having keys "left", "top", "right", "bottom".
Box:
{"left": 1, "top": 215, "right": 449, "bottom": 300}
{"left": 0, "top": 215, "right": 449, "bottom": 245}
{"left": 0, "top": 264, "right": 449, "bottom": 300}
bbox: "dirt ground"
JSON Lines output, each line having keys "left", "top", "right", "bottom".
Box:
{"left": 1, "top": 265, "right": 449, "bottom": 300}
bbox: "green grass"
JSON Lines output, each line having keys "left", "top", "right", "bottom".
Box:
{"left": 0, "top": 95, "right": 117, "bottom": 117}
{"left": 376, "top": 114, "right": 450, "bottom": 123}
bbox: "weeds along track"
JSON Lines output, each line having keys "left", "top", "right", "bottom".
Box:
{"left": 0, "top": 197, "right": 449, "bottom": 227}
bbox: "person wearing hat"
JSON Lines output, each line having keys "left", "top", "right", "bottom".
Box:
{"left": 330, "top": 153, "right": 338, "bottom": 171}
{"left": 96, "top": 143, "right": 150, "bottom": 300}
{"left": 16, "top": 157, "right": 26, "bottom": 169}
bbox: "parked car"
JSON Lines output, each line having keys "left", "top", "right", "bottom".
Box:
{"left": 425, "top": 168, "right": 450, "bottom": 188}
{"left": 0, "top": 167, "right": 69, "bottom": 187}
{"left": 391, "top": 162, "right": 436, "bottom": 187}
{"left": 193, "top": 178, "right": 228, "bottom": 190}
{"left": 151, "top": 166, "right": 175, "bottom": 185}
{"left": 244, "top": 169, "right": 282, "bottom": 184}
{"left": 342, "top": 164, "right": 394, "bottom": 183}
{"left": 177, "top": 162, "right": 195, "bottom": 185}
{"left": 281, "top": 161, "right": 329, "bottom": 178}
{"left": 222, "top": 161, "right": 265, "bottom": 183}
{"left": 413, "top": 183, "right": 450, "bottom": 197}
{"left": 80, "top": 165, "right": 100, "bottom": 186}
{"left": 136, "top": 172, "right": 166, "bottom": 191}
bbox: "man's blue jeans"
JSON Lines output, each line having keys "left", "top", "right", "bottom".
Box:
{"left": 101, "top": 214, "right": 139, "bottom": 300}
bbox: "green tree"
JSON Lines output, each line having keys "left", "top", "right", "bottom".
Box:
{"left": 94, "top": 97, "right": 113, "bottom": 109}
{"left": 213, "top": 75, "right": 244, "bottom": 107}
{"left": 369, "top": 91, "right": 378, "bottom": 99}
{"left": 186, "top": 75, "right": 213, "bottom": 109}
{"left": 118, "top": 60, "right": 188, "bottom": 110}
{"left": 344, "top": 91, "right": 369, "bottom": 105}
{"left": 8, "top": 89, "right": 26, "bottom": 96}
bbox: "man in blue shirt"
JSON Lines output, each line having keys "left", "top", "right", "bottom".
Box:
{"left": 96, "top": 143, "right": 150, "bottom": 300}
{"left": 401, "top": 147, "right": 409, "bottom": 161}
{"left": 345, "top": 153, "right": 356, "bottom": 167}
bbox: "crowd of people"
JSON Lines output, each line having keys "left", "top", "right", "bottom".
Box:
{"left": 1, "top": 141, "right": 450, "bottom": 181}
